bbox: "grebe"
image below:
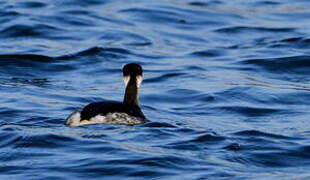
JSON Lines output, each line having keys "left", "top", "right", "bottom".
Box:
{"left": 66, "top": 63, "right": 147, "bottom": 126}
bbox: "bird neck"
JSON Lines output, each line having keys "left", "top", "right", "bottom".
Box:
{"left": 123, "top": 77, "right": 139, "bottom": 106}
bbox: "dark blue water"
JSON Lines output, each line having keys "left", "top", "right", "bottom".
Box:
{"left": 1, "top": 0, "right": 310, "bottom": 179}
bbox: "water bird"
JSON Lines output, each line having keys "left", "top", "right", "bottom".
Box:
{"left": 66, "top": 63, "right": 147, "bottom": 126}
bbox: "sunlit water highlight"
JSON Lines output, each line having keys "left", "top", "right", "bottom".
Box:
{"left": 0, "top": 0, "right": 310, "bottom": 179}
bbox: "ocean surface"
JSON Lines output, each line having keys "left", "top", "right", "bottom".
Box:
{"left": 0, "top": 0, "right": 310, "bottom": 179}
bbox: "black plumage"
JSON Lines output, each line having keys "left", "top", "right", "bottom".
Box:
{"left": 80, "top": 101, "right": 146, "bottom": 120}
{"left": 66, "top": 63, "right": 147, "bottom": 126}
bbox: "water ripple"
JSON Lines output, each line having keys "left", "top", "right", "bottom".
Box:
{"left": 1, "top": 0, "right": 310, "bottom": 179}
